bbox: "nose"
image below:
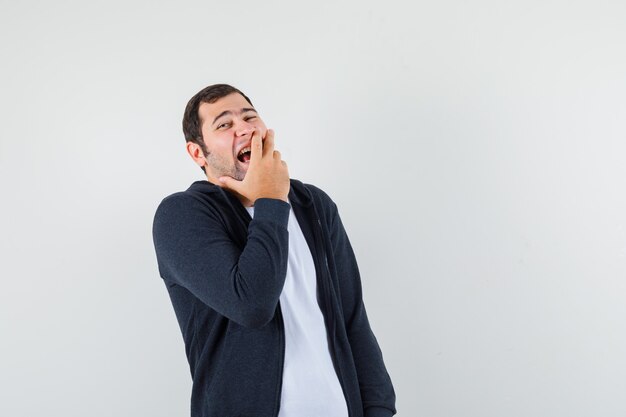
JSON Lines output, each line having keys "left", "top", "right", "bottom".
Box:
{"left": 235, "top": 119, "right": 255, "bottom": 137}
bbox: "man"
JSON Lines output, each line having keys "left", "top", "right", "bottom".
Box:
{"left": 152, "top": 84, "right": 396, "bottom": 417}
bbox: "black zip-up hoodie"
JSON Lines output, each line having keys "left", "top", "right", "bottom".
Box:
{"left": 152, "top": 178, "right": 396, "bottom": 417}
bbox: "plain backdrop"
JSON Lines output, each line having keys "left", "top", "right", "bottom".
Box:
{"left": 1, "top": 1, "right": 625, "bottom": 416}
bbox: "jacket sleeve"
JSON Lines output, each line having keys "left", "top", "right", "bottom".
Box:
{"left": 152, "top": 193, "right": 291, "bottom": 329}
{"left": 328, "top": 200, "right": 397, "bottom": 417}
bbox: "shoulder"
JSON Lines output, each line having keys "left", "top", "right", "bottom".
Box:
{"left": 303, "top": 182, "right": 332, "bottom": 200}
{"left": 292, "top": 179, "right": 337, "bottom": 208}
{"left": 291, "top": 180, "right": 340, "bottom": 228}
{"left": 155, "top": 191, "right": 200, "bottom": 217}
{"left": 153, "top": 181, "right": 223, "bottom": 225}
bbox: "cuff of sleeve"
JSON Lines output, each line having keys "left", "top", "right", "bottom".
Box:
{"left": 251, "top": 198, "right": 291, "bottom": 225}
{"left": 365, "top": 406, "right": 395, "bottom": 417}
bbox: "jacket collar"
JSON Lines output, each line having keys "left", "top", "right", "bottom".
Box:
{"left": 187, "top": 178, "right": 313, "bottom": 208}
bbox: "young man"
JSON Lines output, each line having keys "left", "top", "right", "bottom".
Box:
{"left": 152, "top": 84, "right": 396, "bottom": 417}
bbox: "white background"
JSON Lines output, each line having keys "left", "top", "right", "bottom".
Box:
{"left": 1, "top": 1, "right": 625, "bottom": 416}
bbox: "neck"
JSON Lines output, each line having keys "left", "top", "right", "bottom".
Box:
{"left": 205, "top": 174, "right": 254, "bottom": 207}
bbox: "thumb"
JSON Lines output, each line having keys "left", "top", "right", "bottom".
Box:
{"left": 218, "top": 176, "right": 241, "bottom": 192}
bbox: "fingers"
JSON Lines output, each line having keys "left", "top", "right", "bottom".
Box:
{"left": 250, "top": 128, "right": 283, "bottom": 168}
{"left": 249, "top": 129, "right": 263, "bottom": 166}
{"left": 262, "top": 129, "right": 275, "bottom": 158}
{"left": 218, "top": 175, "right": 242, "bottom": 193}
{"left": 273, "top": 150, "right": 281, "bottom": 160}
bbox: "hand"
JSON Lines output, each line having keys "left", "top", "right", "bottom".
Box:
{"left": 218, "top": 129, "right": 290, "bottom": 204}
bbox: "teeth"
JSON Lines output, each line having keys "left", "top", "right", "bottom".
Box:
{"left": 238, "top": 146, "right": 251, "bottom": 157}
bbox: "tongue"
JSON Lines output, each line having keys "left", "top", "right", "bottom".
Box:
{"left": 242, "top": 153, "right": 251, "bottom": 162}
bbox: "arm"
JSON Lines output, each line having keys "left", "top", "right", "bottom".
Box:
{"left": 152, "top": 193, "right": 291, "bottom": 329}
{"left": 328, "top": 201, "right": 397, "bottom": 417}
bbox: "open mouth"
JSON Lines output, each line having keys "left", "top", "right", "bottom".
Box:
{"left": 237, "top": 146, "right": 252, "bottom": 163}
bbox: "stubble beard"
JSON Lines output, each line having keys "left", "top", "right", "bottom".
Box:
{"left": 205, "top": 151, "right": 247, "bottom": 181}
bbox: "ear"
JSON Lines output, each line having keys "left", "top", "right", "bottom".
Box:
{"left": 186, "top": 141, "right": 206, "bottom": 169}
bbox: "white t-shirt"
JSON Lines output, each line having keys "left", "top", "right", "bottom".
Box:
{"left": 245, "top": 202, "right": 349, "bottom": 417}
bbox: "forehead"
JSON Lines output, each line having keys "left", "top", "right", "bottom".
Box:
{"left": 198, "top": 93, "right": 253, "bottom": 123}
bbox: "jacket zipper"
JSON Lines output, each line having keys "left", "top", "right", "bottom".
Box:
{"left": 274, "top": 301, "right": 285, "bottom": 417}
{"left": 242, "top": 195, "right": 351, "bottom": 416}
{"left": 312, "top": 216, "right": 353, "bottom": 417}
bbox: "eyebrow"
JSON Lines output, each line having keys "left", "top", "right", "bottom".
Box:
{"left": 212, "top": 108, "right": 257, "bottom": 126}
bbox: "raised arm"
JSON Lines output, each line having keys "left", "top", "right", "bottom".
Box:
{"left": 152, "top": 193, "right": 291, "bottom": 329}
